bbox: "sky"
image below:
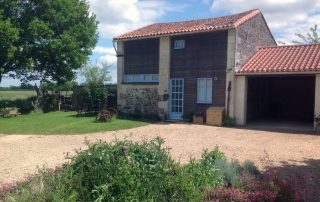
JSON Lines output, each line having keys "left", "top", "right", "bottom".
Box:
{"left": 1, "top": 0, "right": 320, "bottom": 87}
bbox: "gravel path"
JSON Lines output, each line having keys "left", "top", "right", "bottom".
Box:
{"left": 1, "top": 123, "right": 320, "bottom": 185}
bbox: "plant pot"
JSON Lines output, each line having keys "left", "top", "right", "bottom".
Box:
{"left": 193, "top": 115, "right": 204, "bottom": 124}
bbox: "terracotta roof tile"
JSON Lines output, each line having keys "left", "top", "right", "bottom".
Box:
{"left": 237, "top": 44, "right": 320, "bottom": 74}
{"left": 113, "top": 9, "right": 261, "bottom": 40}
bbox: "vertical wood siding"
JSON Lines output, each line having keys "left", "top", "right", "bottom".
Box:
{"left": 170, "top": 31, "right": 228, "bottom": 115}
{"left": 124, "top": 38, "right": 160, "bottom": 75}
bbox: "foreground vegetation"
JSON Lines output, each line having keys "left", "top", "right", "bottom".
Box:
{"left": 1, "top": 138, "right": 303, "bottom": 202}
{"left": 0, "top": 111, "right": 149, "bottom": 134}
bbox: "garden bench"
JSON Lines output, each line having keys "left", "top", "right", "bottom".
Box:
{"left": 1, "top": 108, "right": 21, "bottom": 117}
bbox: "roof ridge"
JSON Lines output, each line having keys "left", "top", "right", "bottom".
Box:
{"left": 233, "top": 9, "right": 261, "bottom": 28}
{"left": 152, "top": 8, "right": 260, "bottom": 25}
{"left": 260, "top": 43, "right": 320, "bottom": 49}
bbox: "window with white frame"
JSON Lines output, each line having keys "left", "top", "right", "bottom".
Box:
{"left": 197, "top": 78, "right": 212, "bottom": 104}
{"left": 123, "top": 74, "right": 159, "bottom": 83}
{"left": 174, "top": 39, "right": 185, "bottom": 49}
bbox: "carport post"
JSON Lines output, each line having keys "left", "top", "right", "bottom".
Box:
{"left": 315, "top": 74, "right": 320, "bottom": 130}
{"left": 234, "top": 75, "right": 248, "bottom": 125}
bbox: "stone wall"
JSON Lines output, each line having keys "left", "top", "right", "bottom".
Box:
{"left": 235, "top": 14, "right": 276, "bottom": 69}
{"left": 118, "top": 84, "right": 160, "bottom": 114}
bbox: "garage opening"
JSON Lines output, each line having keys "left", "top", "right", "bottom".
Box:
{"left": 247, "top": 75, "right": 315, "bottom": 128}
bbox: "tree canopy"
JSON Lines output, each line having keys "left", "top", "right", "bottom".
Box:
{"left": 0, "top": 0, "right": 98, "bottom": 84}
{"left": 80, "top": 63, "right": 112, "bottom": 85}
{"left": 292, "top": 24, "right": 320, "bottom": 44}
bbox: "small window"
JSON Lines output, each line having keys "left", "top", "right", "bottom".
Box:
{"left": 174, "top": 39, "right": 185, "bottom": 49}
{"left": 124, "top": 74, "right": 159, "bottom": 83}
{"left": 197, "top": 78, "right": 212, "bottom": 104}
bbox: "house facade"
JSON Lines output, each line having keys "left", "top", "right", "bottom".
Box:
{"left": 113, "top": 9, "right": 320, "bottom": 130}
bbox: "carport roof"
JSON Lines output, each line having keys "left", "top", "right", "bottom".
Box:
{"left": 237, "top": 44, "right": 320, "bottom": 74}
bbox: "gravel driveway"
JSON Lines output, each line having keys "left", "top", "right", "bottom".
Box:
{"left": 1, "top": 123, "right": 320, "bottom": 185}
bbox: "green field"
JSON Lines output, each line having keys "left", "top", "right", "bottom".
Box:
{"left": 0, "top": 90, "right": 36, "bottom": 100}
{"left": 0, "top": 111, "right": 149, "bottom": 134}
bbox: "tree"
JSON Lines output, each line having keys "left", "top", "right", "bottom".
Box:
{"left": 0, "top": 2, "right": 20, "bottom": 83}
{"left": 292, "top": 25, "right": 320, "bottom": 44}
{"left": 80, "top": 63, "right": 112, "bottom": 85}
{"left": 0, "top": 0, "right": 98, "bottom": 84}
{"left": 79, "top": 63, "right": 112, "bottom": 113}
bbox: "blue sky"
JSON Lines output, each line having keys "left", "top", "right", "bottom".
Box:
{"left": 1, "top": 0, "right": 320, "bottom": 87}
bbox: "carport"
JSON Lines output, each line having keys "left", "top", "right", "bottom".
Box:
{"left": 235, "top": 44, "right": 320, "bottom": 130}
{"left": 246, "top": 75, "right": 315, "bottom": 130}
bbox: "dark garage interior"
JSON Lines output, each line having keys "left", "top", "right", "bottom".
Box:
{"left": 247, "top": 76, "right": 315, "bottom": 126}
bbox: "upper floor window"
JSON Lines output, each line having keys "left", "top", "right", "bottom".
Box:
{"left": 197, "top": 78, "right": 212, "bottom": 104}
{"left": 174, "top": 39, "right": 185, "bottom": 49}
{"left": 123, "top": 74, "right": 159, "bottom": 83}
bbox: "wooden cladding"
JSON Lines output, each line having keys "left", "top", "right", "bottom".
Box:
{"left": 124, "top": 38, "right": 159, "bottom": 75}
{"left": 171, "top": 31, "right": 228, "bottom": 70}
{"left": 170, "top": 31, "right": 228, "bottom": 115}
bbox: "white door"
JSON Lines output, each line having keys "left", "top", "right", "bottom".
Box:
{"left": 169, "top": 78, "right": 184, "bottom": 120}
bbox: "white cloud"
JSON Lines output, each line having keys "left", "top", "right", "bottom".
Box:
{"left": 88, "top": 0, "right": 181, "bottom": 39}
{"left": 93, "top": 46, "right": 117, "bottom": 65}
{"left": 99, "top": 54, "right": 117, "bottom": 64}
{"left": 210, "top": 0, "right": 320, "bottom": 44}
{"left": 93, "top": 46, "right": 115, "bottom": 55}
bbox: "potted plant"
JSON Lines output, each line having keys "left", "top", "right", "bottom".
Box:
{"left": 193, "top": 112, "right": 204, "bottom": 124}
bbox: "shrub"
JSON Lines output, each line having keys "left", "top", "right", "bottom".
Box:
{"left": 15, "top": 96, "right": 37, "bottom": 114}
{"left": 213, "top": 158, "right": 241, "bottom": 187}
{"left": 41, "top": 94, "right": 57, "bottom": 113}
{"left": 242, "top": 160, "right": 260, "bottom": 176}
{"left": 0, "top": 98, "right": 13, "bottom": 110}
{"left": 223, "top": 116, "right": 236, "bottom": 127}
{"left": 70, "top": 137, "right": 211, "bottom": 201}
{"left": 180, "top": 159, "right": 224, "bottom": 200}
{"left": 3, "top": 139, "right": 299, "bottom": 202}
{"left": 0, "top": 97, "right": 36, "bottom": 114}
{"left": 6, "top": 138, "right": 218, "bottom": 201}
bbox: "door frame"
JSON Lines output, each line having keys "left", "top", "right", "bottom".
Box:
{"left": 169, "top": 78, "right": 184, "bottom": 120}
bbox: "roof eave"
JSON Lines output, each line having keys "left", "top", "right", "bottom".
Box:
{"left": 113, "top": 26, "right": 234, "bottom": 42}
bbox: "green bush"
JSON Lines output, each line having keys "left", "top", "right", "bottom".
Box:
{"left": 41, "top": 94, "right": 57, "bottom": 113}
{"left": 213, "top": 158, "right": 240, "bottom": 187}
{"left": 242, "top": 160, "right": 260, "bottom": 176}
{"left": 4, "top": 138, "right": 226, "bottom": 201}
{"left": 15, "top": 96, "right": 37, "bottom": 114}
{"left": 222, "top": 116, "right": 236, "bottom": 127}
{"left": 0, "top": 97, "right": 36, "bottom": 114}
{"left": 5, "top": 139, "right": 292, "bottom": 202}
{"left": 0, "top": 98, "right": 13, "bottom": 109}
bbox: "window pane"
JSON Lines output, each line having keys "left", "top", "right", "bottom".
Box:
{"left": 198, "top": 79, "right": 205, "bottom": 102}
{"left": 174, "top": 40, "right": 185, "bottom": 49}
{"left": 206, "top": 79, "right": 212, "bottom": 103}
{"left": 144, "top": 74, "right": 152, "bottom": 81}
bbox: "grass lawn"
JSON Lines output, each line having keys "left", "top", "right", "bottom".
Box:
{"left": 0, "top": 90, "right": 36, "bottom": 100}
{"left": 0, "top": 111, "right": 150, "bottom": 134}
